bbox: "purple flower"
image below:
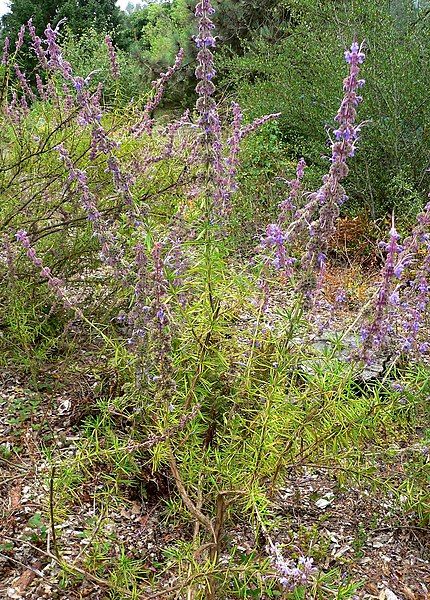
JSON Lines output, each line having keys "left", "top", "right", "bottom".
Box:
{"left": 195, "top": 0, "right": 217, "bottom": 126}
{"left": 393, "top": 262, "right": 405, "bottom": 278}
{"left": 35, "top": 74, "right": 47, "bottom": 100}
{"left": 261, "top": 224, "right": 296, "bottom": 276}
{"left": 279, "top": 158, "right": 307, "bottom": 221}
{"left": 389, "top": 290, "right": 400, "bottom": 305}
{"left": 260, "top": 40, "right": 365, "bottom": 290}
{"left": 56, "top": 144, "right": 122, "bottom": 266}
{"left": 335, "top": 289, "right": 347, "bottom": 303}
{"left": 15, "top": 229, "right": 79, "bottom": 315}
{"left": 14, "top": 65, "right": 36, "bottom": 101}
{"left": 239, "top": 113, "right": 281, "bottom": 139}
{"left": 44, "top": 23, "right": 74, "bottom": 80}
{"left": 269, "top": 544, "right": 317, "bottom": 592}
{"left": 28, "top": 18, "right": 48, "bottom": 68}
{"left": 157, "top": 308, "right": 167, "bottom": 326}
{"left": 361, "top": 222, "right": 404, "bottom": 357}
{"left": 132, "top": 49, "right": 184, "bottom": 136}
{"left": 105, "top": 35, "right": 120, "bottom": 80}
{"left": 15, "top": 25, "right": 25, "bottom": 52}
{"left": 15, "top": 229, "right": 30, "bottom": 247}
{"left": 345, "top": 42, "right": 365, "bottom": 64}
{"left": 193, "top": 0, "right": 280, "bottom": 218}
{"left": 1, "top": 37, "right": 10, "bottom": 66}
{"left": 195, "top": 0, "right": 216, "bottom": 18}
{"left": 302, "top": 39, "right": 365, "bottom": 268}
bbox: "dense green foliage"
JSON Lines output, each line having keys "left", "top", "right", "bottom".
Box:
{"left": 1, "top": 0, "right": 121, "bottom": 41}
{"left": 220, "top": 0, "right": 430, "bottom": 219}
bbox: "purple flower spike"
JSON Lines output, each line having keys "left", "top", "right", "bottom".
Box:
{"left": 15, "top": 229, "right": 79, "bottom": 315}
{"left": 361, "top": 221, "right": 403, "bottom": 357}
{"left": 193, "top": 0, "right": 280, "bottom": 217}
{"left": 14, "top": 65, "right": 36, "bottom": 101}
{"left": 302, "top": 41, "right": 366, "bottom": 270}
{"left": 1, "top": 37, "right": 10, "bottom": 66}
{"left": 260, "top": 40, "right": 365, "bottom": 288}
{"left": 28, "top": 19, "right": 48, "bottom": 69}
{"left": 279, "top": 157, "right": 307, "bottom": 221}
{"left": 15, "top": 229, "right": 30, "bottom": 248}
{"left": 105, "top": 35, "right": 120, "bottom": 80}
{"left": 44, "top": 23, "right": 74, "bottom": 80}
{"left": 132, "top": 49, "right": 184, "bottom": 136}
{"left": 56, "top": 144, "right": 122, "bottom": 266}
{"left": 15, "top": 25, "right": 25, "bottom": 52}
{"left": 195, "top": 0, "right": 217, "bottom": 125}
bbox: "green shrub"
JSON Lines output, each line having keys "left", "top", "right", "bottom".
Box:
{"left": 220, "top": 0, "right": 430, "bottom": 220}
{"left": 62, "top": 27, "right": 146, "bottom": 105}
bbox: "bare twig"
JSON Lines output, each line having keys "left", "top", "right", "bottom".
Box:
{"left": 0, "top": 552, "right": 44, "bottom": 578}
{"left": 168, "top": 451, "right": 214, "bottom": 537}
{"left": 49, "top": 466, "right": 61, "bottom": 561}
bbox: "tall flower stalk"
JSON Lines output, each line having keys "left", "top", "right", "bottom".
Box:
{"left": 193, "top": 0, "right": 221, "bottom": 329}
{"left": 195, "top": 0, "right": 217, "bottom": 128}
{"left": 1, "top": 37, "right": 10, "bottom": 66}
{"left": 279, "top": 158, "right": 307, "bottom": 221}
{"left": 132, "top": 49, "right": 184, "bottom": 137}
{"left": 361, "top": 218, "right": 403, "bottom": 359}
{"left": 105, "top": 35, "right": 120, "bottom": 80}
{"left": 302, "top": 41, "right": 365, "bottom": 271}
{"left": 261, "top": 41, "right": 366, "bottom": 280}
{"left": 363, "top": 194, "right": 430, "bottom": 357}
{"left": 15, "top": 230, "right": 79, "bottom": 315}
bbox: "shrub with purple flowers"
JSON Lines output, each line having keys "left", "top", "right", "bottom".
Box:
{"left": 1, "top": 4, "right": 430, "bottom": 600}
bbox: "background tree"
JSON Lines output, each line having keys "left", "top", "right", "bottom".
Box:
{"left": 214, "top": 0, "right": 292, "bottom": 52}
{"left": 120, "top": 0, "right": 195, "bottom": 106}
{"left": 1, "top": 0, "right": 58, "bottom": 42}
{"left": 56, "top": 0, "right": 121, "bottom": 36}
{"left": 1, "top": 0, "right": 121, "bottom": 43}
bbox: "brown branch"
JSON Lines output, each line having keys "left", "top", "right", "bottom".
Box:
{"left": 168, "top": 451, "right": 214, "bottom": 538}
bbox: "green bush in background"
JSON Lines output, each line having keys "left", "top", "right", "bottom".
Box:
{"left": 62, "top": 27, "right": 145, "bottom": 104}
{"left": 219, "top": 0, "right": 430, "bottom": 220}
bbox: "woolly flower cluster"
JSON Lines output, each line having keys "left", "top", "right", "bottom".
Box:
{"left": 261, "top": 41, "right": 366, "bottom": 280}
{"left": 362, "top": 194, "right": 430, "bottom": 358}
{"left": 270, "top": 544, "right": 317, "bottom": 591}
{"left": 193, "top": 0, "right": 279, "bottom": 216}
